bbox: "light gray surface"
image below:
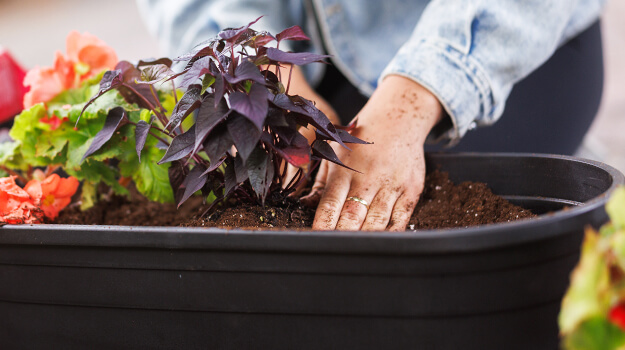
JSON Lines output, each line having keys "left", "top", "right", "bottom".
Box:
{"left": 0, "top": 0, "right": 622, "bottom": 174}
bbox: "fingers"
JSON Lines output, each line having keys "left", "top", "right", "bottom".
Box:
{"left": 387, "top": 192, "right": 419, "bottom": 231}
{"left": 311, "top": 168, "right": 351, "bottom": 230}
{"left": 335, "top": 186, "right": 377, "bottom": 231}
{"left": 311, "top": 173, "right": 420, "bottom": 231}
{"left": 360, "top": 188, "right": 401, "bottom": 231}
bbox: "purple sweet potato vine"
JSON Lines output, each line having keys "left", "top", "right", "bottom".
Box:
{"left": 80, "top": 17, "right": 366, "bottom": 210}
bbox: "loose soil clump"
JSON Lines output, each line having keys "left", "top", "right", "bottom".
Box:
{"left": 55, "top": 170, "right": 535, "bottom": 230}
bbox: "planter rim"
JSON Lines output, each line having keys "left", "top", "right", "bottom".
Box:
{"left": 1, "top": 152, "right": 623, "bottom": 254}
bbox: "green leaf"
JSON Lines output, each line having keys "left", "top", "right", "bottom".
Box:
{"left": 10, "top": 103, "right": 48, "bottom": 142}
{"left": 560, "top": 229, "right": 611, "bottom": 334}
{"left": 9, "top": 104, "right": 58, "bottom": 167}
{"left": 80, "top": 181, "right": 97, "bottom": 211}
{"left": 66, "top": 159, "right": 128, "bottom": 195}
{"left": 563, "top": 316, "right": 625, "bottom": 350}
{"left": 130, "top": 146, "right": 173, "bottom": 203}
{"left": 0, "top": 140, "right": 22, "bottom": 168}
{"left": 201, "top": 74, "right": 215, "bottom": 94}
{"left": 607, "top": 187, "right": 625, "bottom": 231}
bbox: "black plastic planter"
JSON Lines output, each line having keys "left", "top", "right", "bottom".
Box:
{"left": 0, "top": 153, "right": 622, "bottom": 350}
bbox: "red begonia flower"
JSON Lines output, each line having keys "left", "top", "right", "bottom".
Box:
{"left": 24, "top": 173, "right": 79, "bottom": 220}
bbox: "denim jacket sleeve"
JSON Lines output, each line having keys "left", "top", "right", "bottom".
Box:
{"left": 379, "top": 0, "right": 605, "bottom": 144}
{"left": 135, "top": 0, "right": 304, "bottom": 57}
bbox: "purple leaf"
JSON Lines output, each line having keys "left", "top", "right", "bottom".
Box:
{"left": 178, "top": 56, "right": 212, "bottom": 89}
{"left": 223, "top": 158, "right": 237, "bottom": 196}
{"left": 259, "top": 69, "right": 282, "bottom": 92}
{"left": 219, "top": 16, "right": 262, "bottom": 44}
{"left": 311, "top": 140, "right": 359, "bottom": 172}
{"left": 246, "top": 32, "right": 275, "bottom": 48}
{"left": 135, "top": 118, "right": 153, "bottom": 161}
{"left": 262, "top": 132, "right": 310, "bottom": 167}
{"left": 203, "top": 123, "right": 234, "bottom": 161}
{"left": 82, "top": 107, "right": 128, "bottom": 162}
{"left": 137, "top": 64, "right": 174, "bottom": 85}
{"left": 246, "top": 147, "right": 274, "bottom": 204}
{"left": 194, "top": 95, "right": 230, "bottom": 153}
{"left": 174, "top": 45, "right": 215, "bottom": 63}
{"left": 227, "top": 112, "right": 261, "bottom": 162}
{"left": 266, "top": 48, "right": 330, "bottom": 65}
{"left": 137, "top": 57, "right": 173, "bottom": 68}
{"left": 158, "top": 125, "right": 196, "bottom": 164}
{"left": 165, "top": 85, "right": 202, "bottom": 131}
{"left": 223, "top": 60, "right": 265, "bottom": 85}
{"left": 79, "top": 69, "right": 123, "bottom": 121}
{"left": 266, "top": 107, "right": 289, "bottom": 128}
{"left": 178, "top": 163, "right": 208, "bottom": 207}
{"left": 169, "top": 160, "right": 189, "bottom": 206}
{"left": 229, "top": 83, "right": 269, "bottom": 130}
{"left": 272, "top": 94, "right": 345, "bottom": 147}
{"left": 115, "top": 61, "right": 159, "bottom": 109}
{"left": 275, "top": 126, "right": 299, "bottom": 145}
{"left": 234, "top": 154, "right": 249, "bottom": 183}
{"left": 200, "top": 156, "right": 226, "bottom": 176}
{"left": 317, "top": 128, "right": 370, "bottom": 145}
{"left": 276, "top": 25, "right": 310, "bottom": 42}
{"left": 213, "top": 73, "right": 226, "bottom": 107}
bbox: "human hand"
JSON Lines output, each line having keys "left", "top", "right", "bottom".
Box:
{"left": 303, "top": 75, "right": 443, "bottom": 231}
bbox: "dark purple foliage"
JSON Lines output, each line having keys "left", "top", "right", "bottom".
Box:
{"left": 266, "top": 48, "right": 330, "bottom": 66}
{"left": 276, "top": 25, "right": 310, "bottom": 42}
{"left": 134, "top": 119, "right": 152, "bottom": 161}
{"left": 165, "top": 85, "right": 202, "bottom": 131}
{"left": 82, "top": 107, "right": 128, "bottom": 161}
{"left": 194, "top": 95, "right": 230, "bottom": 153}
{"left": 158, "top": 125, "right": 196, "bottom": 164}
{"left": 169, "top": 160, "right": 189, "bottom": 205}
{"left": 228, "top": 83, "right": 269, "bottom": 130}
{"left": 178, "top": 163, "right": 208, "bottom": 208}
{"left": 83, "top": 18, "right": 366, "bottom": 208}
{"left": 137, "top": 57, "right": 173, "bottom": 68}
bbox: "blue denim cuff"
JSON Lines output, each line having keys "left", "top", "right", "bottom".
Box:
{"left": 380, "top": 39, "right": 495, "bottom": 145}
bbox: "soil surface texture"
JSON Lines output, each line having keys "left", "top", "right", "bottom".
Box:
{"left": 55, "top": 170, "right": 535, "bottom": 230}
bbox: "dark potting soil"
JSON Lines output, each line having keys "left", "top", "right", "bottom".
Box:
{"left": 55, "top": 170, "right": 535, "bottom": 230}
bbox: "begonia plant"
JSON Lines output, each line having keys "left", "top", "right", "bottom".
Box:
{"left": 560, "top": 186, "right": 625, "bottom": 349}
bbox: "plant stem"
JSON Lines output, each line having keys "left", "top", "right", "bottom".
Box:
{"left": 0, "top": 166, "right": 28, "bottom": 184}
{"left": 285, "top": 64, "right": 294, "bottom": 95}
{"left": 149, "top": 85, "right": 165, "bottom": 113}
{"left": 121, "top": 83, "right": 169, "bottom": 126}
{"left": 127, "top": 121, "right": 171, "bottom": 146}
{"left": 171, "top": 80, "right": 178, "bottom": 104}
{"left": 284, "top": 167, "right": 303, "bottom": 192}
{"left": 148, "top": 130, "right": 171, "bottom": 147}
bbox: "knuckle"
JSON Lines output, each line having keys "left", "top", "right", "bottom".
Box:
{"left": 364, "top": 211, "right": 389, "bottom": 227}
{"left": 316, "top": 197, "right": 343, "bottom": 213}
{"left": 338, "top": 210, "right": 362, "bottom": 224}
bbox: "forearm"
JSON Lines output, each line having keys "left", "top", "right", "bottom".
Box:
{"left": 380, "top": 0, "right": 605, "bottom": 143}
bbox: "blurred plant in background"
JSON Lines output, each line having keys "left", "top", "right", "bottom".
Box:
{"left": 560, "top": 186, "right": 625, "bottom": 349}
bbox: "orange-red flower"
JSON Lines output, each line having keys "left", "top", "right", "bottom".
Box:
{"left": 24, "top": 172, "right": 79, "bottom": 220}
{"left": 0, "top": 176, "right": 44, "bottom": 224}
{"left": 23, "top": 31, "right": 118, "bottom": 109}
{"left": 65, "top": 31, "right": 118, "bottom": 80}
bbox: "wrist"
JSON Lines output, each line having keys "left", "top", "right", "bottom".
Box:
{"left": 361, "top": 75, "right": 444, "bottom": 141}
